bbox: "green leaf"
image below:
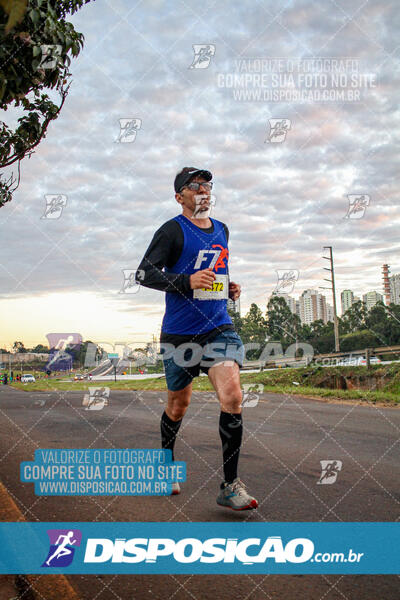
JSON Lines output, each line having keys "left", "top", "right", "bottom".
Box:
{"left": 0, "top": 77, "right": 7, "bottom": 102}
{"left": 29, "top": 7, "right": 39, "bottom": 26}
{"left": 0, "top": 0, "right": 93, "bottom": 204}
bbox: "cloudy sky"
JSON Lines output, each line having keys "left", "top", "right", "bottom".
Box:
{"left": 0, "top": 0, "right": 399, "bottom": 349}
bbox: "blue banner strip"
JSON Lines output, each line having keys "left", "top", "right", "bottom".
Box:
{"left": 0, "top": 522, "right": 398, "bottom": 574}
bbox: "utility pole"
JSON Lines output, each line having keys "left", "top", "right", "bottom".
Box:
{"left": 322, "top": 246, "right": 340, "bottom": 352}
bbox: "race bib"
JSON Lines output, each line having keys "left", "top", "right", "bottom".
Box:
{"left": 193, "top": 274, "right": 229, "bottom": 300}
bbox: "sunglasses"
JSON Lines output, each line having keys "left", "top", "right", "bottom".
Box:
{"left": 181, "top": 182, "right": 213, "bottom": 192}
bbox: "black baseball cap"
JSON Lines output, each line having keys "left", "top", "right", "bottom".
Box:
{"left": 174, "top": 167, "right": 212, "bottom": 193}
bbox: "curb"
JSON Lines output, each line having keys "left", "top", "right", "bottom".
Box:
{"left": 0, "top": 480, "right": 80, "bottom": 600}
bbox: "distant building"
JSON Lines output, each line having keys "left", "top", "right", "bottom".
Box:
{"left": 326, "top": 304, "right": 334, "bottom": 323}
{"left": 299, "top": 289, "right": 327, "bottom": 325}
{"left": 270, "top": 292, "right": 300, "bottom": 318}
{"left": 389, "top": 273, "right": 400, "bottom": 305}
{"left": 382, "top": 264, "right": 391, "bottom": 305}
{"left": 341, "top": 289, "right": 354, "bottom": 315}
{"left": 362, "top": 291, "right": 384, "bottom": 310}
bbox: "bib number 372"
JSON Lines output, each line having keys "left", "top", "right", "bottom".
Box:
{"left": 193, "top": 274, "right": 229, "bottom": 300}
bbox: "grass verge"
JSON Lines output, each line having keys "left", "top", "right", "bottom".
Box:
{"left": 9, "top": 368, "right": 399, "bottom": 405}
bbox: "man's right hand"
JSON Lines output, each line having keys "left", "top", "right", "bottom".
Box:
{"left": 189, "top": 267, "right": 216, "bottom": 290}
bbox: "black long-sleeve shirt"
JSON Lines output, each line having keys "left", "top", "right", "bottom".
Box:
{"left": 136, "top": 217, "right": 234, "bottom": 346}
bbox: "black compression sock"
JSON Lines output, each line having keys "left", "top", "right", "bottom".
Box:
{"left": 160, "top": 411, "right": 182, "bottom": 461}
{"left": 219, "top": 411, "right": 243, "bottom": 483}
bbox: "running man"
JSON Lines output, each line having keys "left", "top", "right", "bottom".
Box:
{"left": 136, "top": 167, "right": 258, "bottom": 511}
{"left": 46, "top": 531, "right": 76, "bottom": 566}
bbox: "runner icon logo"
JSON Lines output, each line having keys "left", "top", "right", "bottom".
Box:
{"left": 265, "top": 119, "right": 291, "bottom": 143}
{"left": 188, "top": 44, "right": 216, "bottom": 69}
{"left": 345, "top": 194, "right": 370, "bottom": 219}
{"left": 42, "top": 529, "right": 82, "bottom": 567}
{"left": 274, "top": 269, "right": 299, "bottom": 295}
{"left": 45, "top": 333, "right": 82, "bottom": 372}
{"left": 82, "top": 387, "right": 110, "bottom": 411}
{"left": 39, "top": 45, "right": 62, "bottom": 69}
{"left": 116, "top": 119, "right": 142, "bottom": 143}
{"left": 41, "top": 194, "right": 67, "bottom": 219}
{"left": 317, "top": 460, "right": 343, "bottom": 485}
{"left": 120, "top": 269, "right": 145, "bottom": 294}
{"left": 241, "top": 384, "right": 264, "bottom": 408}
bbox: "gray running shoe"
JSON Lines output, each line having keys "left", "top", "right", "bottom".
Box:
{"left": 216, "top": 478, "right": 258, "bottom": 510}
{"left": 171, "top": 482, "right": 180, "bottom": 495}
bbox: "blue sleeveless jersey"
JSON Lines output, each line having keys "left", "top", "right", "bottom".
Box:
{"left": 161, "top": 214, "right": 233, "bottom": 335}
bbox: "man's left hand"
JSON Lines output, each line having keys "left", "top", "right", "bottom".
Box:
{"left": 229, "top": 281, "right": 241, "bottom": 301}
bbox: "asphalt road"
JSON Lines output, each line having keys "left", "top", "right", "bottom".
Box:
{"left": 0, "top": 385, "right": 399, "bottom": 600}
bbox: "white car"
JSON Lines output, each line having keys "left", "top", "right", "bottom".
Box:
{"left": 21, "top": 374, "right": 36, "bottom": 383}
{"left": 357, "top": 357, "right": 381, "bottom": 366}
{"left": 336, "top": 356, "right": 381, "bottom": 367}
